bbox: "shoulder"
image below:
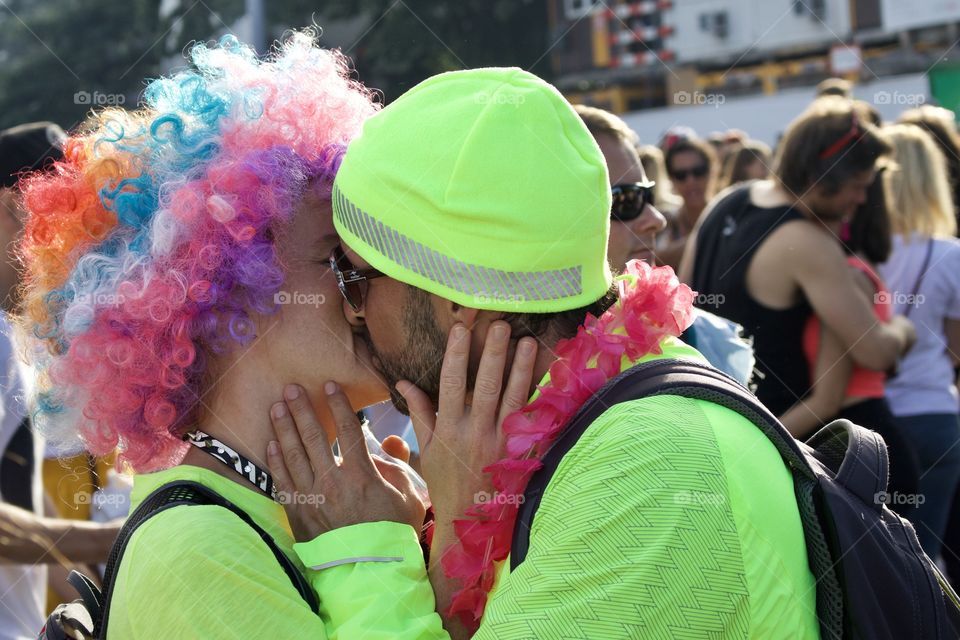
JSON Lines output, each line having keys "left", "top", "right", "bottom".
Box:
{"left": 115, "top": 503, "right": 279, "bottom": 589}
{"left": 766, "top": 221, "right": 847, "bottom": 275}
{"left": 544, "top": 392, "right": 790, "bottom": 506}
{"left": 933, "top": 236, "right": 960, "bottom": 263}
{"left": 697, "top": 182, "right": 749, "bottom": 229}
{"left": 548, "top": 394, "right": 762, "bottom": 495}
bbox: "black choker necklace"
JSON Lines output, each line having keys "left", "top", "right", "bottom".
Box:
{"left": 185, "top": 430, "right": 277, "bottom": 501}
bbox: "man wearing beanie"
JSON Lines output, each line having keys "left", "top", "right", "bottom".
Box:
{"left": 276, "top": 69, "right": 819, "bottom": 638}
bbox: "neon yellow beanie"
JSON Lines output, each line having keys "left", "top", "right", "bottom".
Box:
{"left": 332, "top": 67, "right": 613, "bottom": 313}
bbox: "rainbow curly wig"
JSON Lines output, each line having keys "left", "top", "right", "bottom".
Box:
{"left": 18, "top": 32, "right": 377, "bottom": 472}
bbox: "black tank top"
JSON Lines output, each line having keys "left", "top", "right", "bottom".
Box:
{"left": 692, "top": 184, "right": 812, "bottom": 415}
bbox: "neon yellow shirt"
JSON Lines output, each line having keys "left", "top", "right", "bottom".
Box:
{"left": 474, "top": 338, "right": 820, "bottom": 638}
{"left": 108, "top": 464, "right": 446, "bottom": 639}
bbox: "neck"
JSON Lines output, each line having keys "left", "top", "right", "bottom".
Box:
{"left": 680, "top": 201, "right": 704, "bottom": 227}
{"left": 181, "top": 364, "right": 333, "bottom": 494}
{"left": 769, "top": 181, "right": 818, "bottom": 221}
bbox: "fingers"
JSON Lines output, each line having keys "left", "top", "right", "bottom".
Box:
{"left": 324, "top": 381, "right": 376, "bottom": 474}
{"left": 381, "top": 435, "right": 410, "bottom": 464}
{"left": 397, "top": 379, "right": 437, "bottom": 453}
{"left": 498, "top": 336, "right": 538, "bottom": 424}
{"left": 437, "top": 324, "right": 470, "bottom": 427}
{"left": 270, "top": 398, "right": 319, "bottom": 492}
{"left": 281, "top": 384, "right": 335, "bottom": 471}
{"left": 470, "top": 321, "right": 512, "bottom": 431}
{"left": 266, "top": 440, "right": 294, "bottom": 500}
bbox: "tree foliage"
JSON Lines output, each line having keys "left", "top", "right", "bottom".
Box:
{"left": 0, "top": 0, "right": 549, "bottom": 130}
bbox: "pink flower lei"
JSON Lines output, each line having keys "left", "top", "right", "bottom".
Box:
{"left": 440, "top": 260, "right": 696, "bottom": 632}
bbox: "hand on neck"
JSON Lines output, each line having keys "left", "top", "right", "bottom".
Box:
{"left": 183, "top": 367, "right": 336, "bottom": 492}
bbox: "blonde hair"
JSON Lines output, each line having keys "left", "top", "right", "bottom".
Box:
{"left": 885, "top": 123, "right": 958, "bottom": 237}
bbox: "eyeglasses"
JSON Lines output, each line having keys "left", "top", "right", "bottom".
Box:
{"left": 611, "top": 182, "right": 656, "bottom": 222}
{"left": 329, "top": 246, "right": 386, "bottom": 312}
{"left": 670, "top": 165, "right": 709, "bottom": 182}
{"left": 819, "top": 112, "right": 862, "bottom": 160}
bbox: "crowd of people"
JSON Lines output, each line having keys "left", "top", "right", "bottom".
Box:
{"left": 0, "top": 32, "right": 957, "bottom": 639}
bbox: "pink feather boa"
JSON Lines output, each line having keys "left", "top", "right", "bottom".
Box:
{"left": 440, "top": 260, "right": 696, "bottom": 631}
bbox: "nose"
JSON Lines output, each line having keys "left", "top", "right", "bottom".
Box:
{"left": 629, "top": 204, "right": 667, "bottom": 240}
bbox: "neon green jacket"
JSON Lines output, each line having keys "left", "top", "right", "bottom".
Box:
{"left": 475, "top": 338, "right": 819, "bottom": 638}
{"left": 110, "top": 338, "right": 818, "bottom": 638}
{"left": 108, "top": 464, "right": 447, "bottom": 638}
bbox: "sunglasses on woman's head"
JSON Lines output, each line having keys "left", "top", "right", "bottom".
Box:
{"left": 670, "top": 165, "right": 709, "bottom": 182}
{"left": 611, "top": 182, "right": 656, "bottom": 222}
{"left": 329, "top": 246, "right": 385, "bottom": 312}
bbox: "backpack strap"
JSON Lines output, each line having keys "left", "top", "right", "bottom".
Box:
{"left": 96, "top": 480, "right": 318, "bottom": 637}
{"left": 511, "top": 357, "right": 818, "bottom": 570}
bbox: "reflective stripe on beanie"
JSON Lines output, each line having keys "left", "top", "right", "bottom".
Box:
{"left": 333, "top": 183, "right": 584, "bottom": 304}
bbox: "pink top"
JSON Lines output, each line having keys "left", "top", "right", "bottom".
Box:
{"left": 803, "top": 255, "right": 891, "bottom": 399}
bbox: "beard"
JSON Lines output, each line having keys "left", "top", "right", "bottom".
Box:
{"left": 360, "top": 287, "right": 450, "bottom": 415}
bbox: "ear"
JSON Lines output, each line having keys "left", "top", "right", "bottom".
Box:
{"left": 449, "top": 301, "right": 481, "bottom": 328}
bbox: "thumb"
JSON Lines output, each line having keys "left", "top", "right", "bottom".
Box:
{"left": 381, "top": 435, "right": 410, "bottom": 464}
{"left": 396, "top": 380, "right": 436, "bottom": 453}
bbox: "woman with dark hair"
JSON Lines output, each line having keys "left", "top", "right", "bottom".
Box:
{"left": 780, "top": 162, "right": 921, "bottom": 517}
{"left": 718, "top": 140, "right": 771, "bottom": 190}
{"left": 656, "top": 137, "right": 717, "bottom": 269}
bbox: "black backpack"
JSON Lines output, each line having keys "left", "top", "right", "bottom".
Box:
{"left": 39, "top": 481, "right": 318, "bottom": 640}
{"left": 512, "top": 358, "right": 960, "bottom": 640}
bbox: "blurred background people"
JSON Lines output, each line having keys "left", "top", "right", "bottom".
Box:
{"left": 718, "top": 140, "right": 772, "bottom": 190}
{"left": 637, "top": 144, "right": 682, "bottom": 216}
{"left": 816, "top": 77, "right": 854, "bottom": 99}
{"left": 0, "top": 122, "right": 121, "bottom": 638}
{"left": 682, "top": 97, "right": 916, "bottom": 419}
{"left": 580, "top": 106, "right": 754, "bottom": 385}
{"left": 881, "top": 123, "right": 960, "bottom": 560}
{"left": 575, "top": 104, "right": 666, "bottom": 270}
{"left": 780, "top": 162, "right": 921, "bottom": 518}
{"left": 897, "top": 105, "right": 960, "bottom": 235}
{"left": 657, "top": 136, "right": 718, "bottom": 270}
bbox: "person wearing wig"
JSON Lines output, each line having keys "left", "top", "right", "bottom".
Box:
{"left": 19, "top": 33, "right": 447, "bottom": 638}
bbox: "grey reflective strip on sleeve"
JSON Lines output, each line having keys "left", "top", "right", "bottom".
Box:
{"left": 333, "top": 185, "right": 583, "bottom": 302}
{"left": 309, "top": 555, "right": 404, "bottom": 571}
